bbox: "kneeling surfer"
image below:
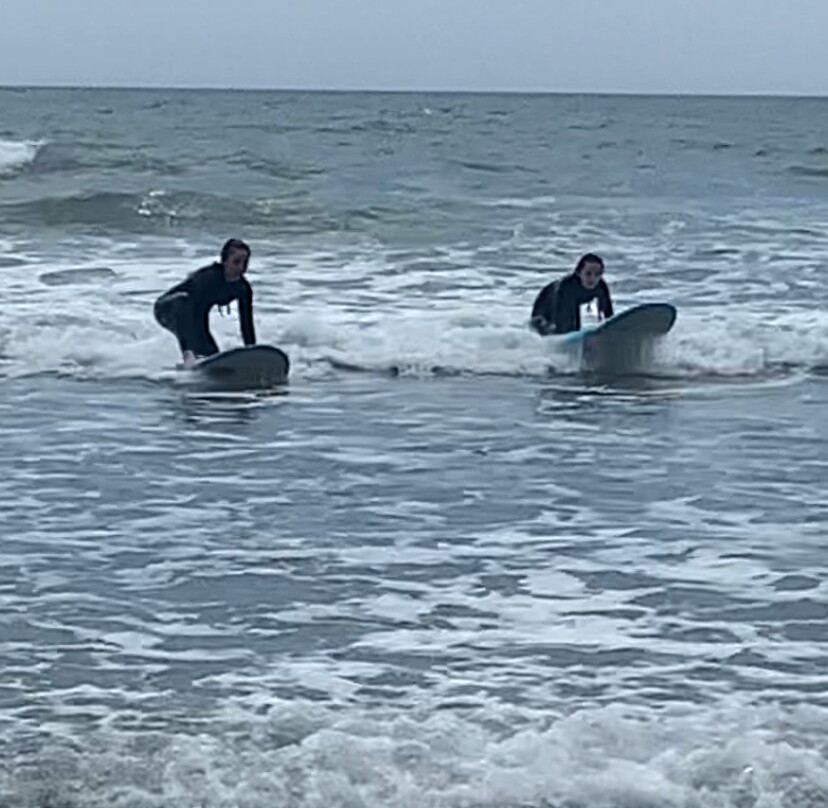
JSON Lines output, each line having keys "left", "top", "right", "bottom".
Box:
{"left": 529, "top": 253, "right": 614, "bottom": 336}
{"left": 154, "top": 238, "right": 256, "bottom": 367}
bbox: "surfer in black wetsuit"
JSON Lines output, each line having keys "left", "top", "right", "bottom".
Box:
{"left": 529, "top": 253, "right": 614, "bottom": 335}
{"left": 154, "top": 238, "right": 256, "bottom": 366}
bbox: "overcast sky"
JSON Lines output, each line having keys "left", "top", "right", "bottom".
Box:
{"left": 1, "top": 0, "right": 826, "bottom": 95}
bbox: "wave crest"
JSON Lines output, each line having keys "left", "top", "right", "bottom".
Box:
{"left": 0, "top": 138, "right": 44, "bottom": 176}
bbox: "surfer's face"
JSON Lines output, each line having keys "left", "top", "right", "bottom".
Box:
{"left": 223, "top": 248, "right": 249, "bottom": 281}
{"left": 578, "top": 261, "right": 603, "bottom": 290}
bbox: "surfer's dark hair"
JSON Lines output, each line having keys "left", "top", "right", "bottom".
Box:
{"left": 575, "top": 253, "right": 604, "bottom": 274}
{"left": 220, "top": 238, "right": 251, "bottom": 263}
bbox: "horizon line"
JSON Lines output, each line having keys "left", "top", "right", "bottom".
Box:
{"left": 1, "top": 81, "right": 827, "bottom": 100}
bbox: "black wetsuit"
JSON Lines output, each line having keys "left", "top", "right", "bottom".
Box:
{"left": 153, "top": 262, "right": 255, "bottom": 356}
{"left": 530, "top": 272, "right": 613, "bottom": 335}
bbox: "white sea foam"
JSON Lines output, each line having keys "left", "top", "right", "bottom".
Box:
{"left": 0, "top": 137, "right": 43, "bottom": 175}
{"left": 2, "top": 239, "right": 827, "bottom": 384}
{"left": 3, "top": 699, "right": 828, "bottom": 808}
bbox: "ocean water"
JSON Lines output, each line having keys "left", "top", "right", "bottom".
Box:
{"left": 1, "top": 87, "right": 828, "bottom": 807}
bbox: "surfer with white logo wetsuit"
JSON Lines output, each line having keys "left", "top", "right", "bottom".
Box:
{"left": 529, "top": 253, "right": 614, "bottom": 336}
{"left": 154, "top": 238, "right": 256, "bottom": 367}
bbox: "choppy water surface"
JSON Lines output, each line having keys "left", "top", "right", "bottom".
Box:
{"left": 1, "top": 88, "right": 828, "bottom": 807}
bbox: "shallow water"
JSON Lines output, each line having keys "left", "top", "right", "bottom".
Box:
{"left": 1, "top": 88, "right": 828, "bottom": 807}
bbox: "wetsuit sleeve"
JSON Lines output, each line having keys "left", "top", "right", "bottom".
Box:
{"left": 238, "top": 282, "right": 256, "bottom": 345}
{"left": 531, "top": 282, "right": 554, "bottom": 319}
{"left": 530, "top": 282, "right": 557, "bottom": 335}
{"left": 598, "top": 280, "right": 614, "bottom": 319}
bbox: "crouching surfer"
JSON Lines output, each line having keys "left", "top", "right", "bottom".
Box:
{"left": 529, "top": 253, "right": 614, "bottom": 336}
{"left": 154, "top": 238, "right": 256, "bottom": 367}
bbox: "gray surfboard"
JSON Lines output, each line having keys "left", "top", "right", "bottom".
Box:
{"left": 559, "top": 303, "right": 677, "bottom": 373}
{"left": 189, "top": 345, "right": 290, "bottom": 388}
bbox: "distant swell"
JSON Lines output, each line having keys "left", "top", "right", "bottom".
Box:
{"left": 452, "top": 159, "right": 532, "bottom": 175}
{"left": 21, "top": 141, "right": 186, "bottom": 177}
{"left": 226, "top": 150, "right": 326, "bottom": 180}
{"left": 2, "top": 191, "right": 161, "bottom": 231}
{"left": 788, "top": 164, "right": 828, "bottom": 179}
{"left": 0, "top": 189, "right": 418, "bottom": 236}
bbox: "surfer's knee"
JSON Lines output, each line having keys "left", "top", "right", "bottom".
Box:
{"left": 153, "top": 298, "right": 173, "bottom": 329}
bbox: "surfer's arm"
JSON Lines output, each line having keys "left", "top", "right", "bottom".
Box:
{"left": 238, "top": 284, "right": 256, "bottom": 345}
{"left": 530, "top": 282, "right": 557, "bottom": 334}
{"left": 598, "top": 281, "right": 614, "bottom": 319}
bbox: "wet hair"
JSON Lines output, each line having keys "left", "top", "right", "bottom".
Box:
{"left": 575, "top": 253, "right": 605, "bottom": 274}
{"left": 220, "top": 238, "right": 251, "bottom": 263}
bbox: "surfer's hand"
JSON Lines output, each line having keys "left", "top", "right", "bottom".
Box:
{"left": 530, "top": 315, "right": 550, "bottom": 335}
{"left": 181, "top": 351, "right": 197, "bottom": 368}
